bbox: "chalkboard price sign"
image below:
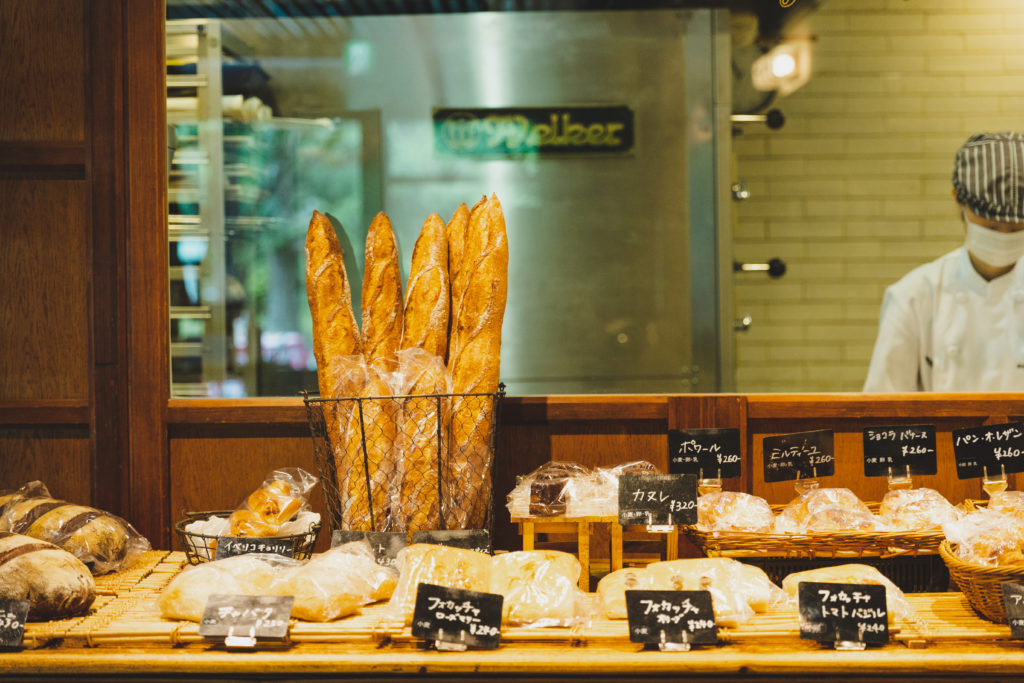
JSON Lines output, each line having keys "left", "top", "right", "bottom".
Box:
{"left": 199, "top": 594, "right": 293, "bottom": 645}
{"left": 1002, "top": 582, "right": 1024, "bottom": 639}
{"left": 332, "top": 530, "right": 408, "bottom": 570}
{"left": 952, "top": 422, "right": 1024, "bottom": 479}
{"left": 762, "top": 430, "right": 835, "bottom": 483}
{"left": 668, "top": 428, "right": 742, "bottom": 479}
{"left": 214, "top": 536, "right": 295, "bottom": 560}
{"left": 618, "top": 474, "right": 698, "bottom": 527}
{"left": 411, "top": 583, "right": 503, "bottom": 650}
{"left": 411, "top": 529, "right": 492, "bottom": 555}
{"left": 625, "top": 590, "right": 717, "bottom": 648}
{"left": 862, "top": 424, "right": 938, "bottom": 477}
{"left": 0, "top": 599, "right": 29, "bottom": 651}
{"left": 798, "top": 582, "right": 888, "bottom": 646}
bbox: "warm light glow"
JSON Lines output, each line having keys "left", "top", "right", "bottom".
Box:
{"left": 751, "top": 40, "right": 812, "bottom": 97}
{"left": 771, "top": 53, "right": 797, "bottom": 78}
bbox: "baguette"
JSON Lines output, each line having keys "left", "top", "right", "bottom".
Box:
{"left": 342, "top": 371, "right": 399, "bottom": 531}
{"left": 361, "top": 212, "right": 404, "bottom": 371}
{"left": 0, "top": 531, "right": 96, "bottom": 618}
{"left": 400, "top": 213, "right": 449, "bottom": 358}
{"left": 398, "top": 356, "right": 450, "bottom": 531}
{"left": 446, "top": 194, "right": 508, "bottom": 529}
{"left": 445, "top": 199, "right": 478, "bottom": 364}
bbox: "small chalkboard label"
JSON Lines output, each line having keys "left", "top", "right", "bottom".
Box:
{"left": 668, "top": 428, "right": 742, "bottom": 479}
{"left": 0, "top": 599, "right": 29, "bottom": 651}
{"left": 862, "top": 424, "right": 938, "bottom": 477}
{"left": 214, "top": 536, "right": 295, "bottom": 560}
{"left": 332, "top": 530, "right": 408, "bottom": 570}
{"left": 198, "top": 594, "right": 293, "bottom": 644}
{"left": 952, "top": 422, "right": 1024, "bottom": 479}
{"left": 763, "top": 429, "right": 835, "bottom": 483}
{"left": 411, "top": 529, "right": 492, "bottom": 555}
{"left": 411, "top": 583, "right": 503, "bottom": 650}
{"left": 625, "top": 590, "right": 717, "bottom": 647}
{"left": 798, "top": 582, "right": 888, "bottom": 646}
{"left": 1002, "top": 582, "right": 1024, "bottom": 638}
{"left": 618, "top": 474, "right": 697, "bottom": 526}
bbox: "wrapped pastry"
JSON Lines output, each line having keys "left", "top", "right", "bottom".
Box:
{"left": 489, "top": 550, "right": 583, "bottom": 626}
{"left": 227, "top": 468, "right": 318, "bottom": 538}
{"left": 0, "top": 481, "right": 150, "bottom": 575}
{"left": 781, "top": 563, "right": 913, "bottom": 623}
{"left": 591, "top": 461, "right": 660, "bottom": 516}
{"left": 879, "top": 487, "right": 961, "bottom": 531}
{"left": 506, "top": 461, "right": 592, "bottom": 518}
{"left": 596, "top": 567, "right": 654, "bottom": 619}
{"left": 697, "top": 491, "right": 774, "bottom": 533}
{"left": 0, "top": 531, "right": 96, "bottom": 619}
{"left": 773, "top": 487, "right": 885, "bottom": 533}
{"left": 943, "top": 509, "right": 1024, "bottom": 566}
{"left": 387, "top": 543, "right": 492, "bottom": 624}
{"left": 987, "top": 490, "right": 1024, "bottom": 519}
{"left": 158, "top": 554, "right": 282, "bottom": 622}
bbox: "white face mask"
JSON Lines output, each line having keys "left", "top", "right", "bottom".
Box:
{"left": 964, "top": 216, "right": 1024, "bottom": 268}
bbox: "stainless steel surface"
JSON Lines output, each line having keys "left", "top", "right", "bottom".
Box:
{"left": 338, "top": 10, "right": 732, "bottom": 394}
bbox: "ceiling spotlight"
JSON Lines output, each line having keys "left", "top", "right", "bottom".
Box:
{"left": 751, "top": 40, "right": 811, "bottom": 97}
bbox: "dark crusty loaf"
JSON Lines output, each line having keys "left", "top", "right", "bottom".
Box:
{"left": 0, "top": 531, "right": 96, "bottom": 618}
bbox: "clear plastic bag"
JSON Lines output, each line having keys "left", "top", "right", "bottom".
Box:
{"left": 506, "top": 461, "right": 592, "bottom": 518}
{"left": 0, "top": 480, "right": 151, "bottom": 575}
{"left": 942, "top": 509, "right": 1024, "bottom": 566}
{"left": 780, "top": 563, "right": 914, "bottom": 624}
{"left": 227, "top": 468, "right": 319, "bottom": 538}
{"left": 773, "top": 487, "right": 885, "bottom": 533}
{"left": 878, "top": 487, "right": 962, "bottom": 531}
{"left": 987, "top": 490, "right": 1024, "bottom": 519}
{"left": 697, "top": 491, "right": 774, "bottom": 533}
{"left": 489, "top": 550, "right": 586, "bottom": 627}
{"left": 596, "top": 567, "right": 655, "bottom": 619}
{"left": 386, "top": 543, "right": 493, "bottom": 625}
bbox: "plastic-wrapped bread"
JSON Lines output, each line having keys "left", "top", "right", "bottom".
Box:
{"left": 878, "top": 487, "right": 961, "bottom": 531}
{"left": 361, "top": 212, "right": 404, "bottom": 371}
{"left": 489, "top": 550, "right": 582, "bottom": 626}
{"left": 943, "top": 509, "right": 1024, "bottom": 566}
{"left": 773, "top": 487, "right": 884, "bottom": 533}
{"left": 387, "top": 543, "right": 492, "bottom": 625}
{"left": 342, "top": 370, "right": 399, "bottom": 531}
{"left": 0, "top": 532, "right": 96, "bottom": 619}
{"left": 446, "top": 195, "right": 508, "bottom": 529}
{"left": 596, "top": 567, "right": 655, "bottom": 619}
{"left": 780, "top": 563, "right": 912, "bottom": 624}
{"left": 697, "top": 491, "right": 774, "bottom": 533}
{"left": 401, "top": 213, "right": 449, "bottom": 358}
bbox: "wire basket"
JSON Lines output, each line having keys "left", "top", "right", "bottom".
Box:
{"left": 174, "top": 510, "right": 321, "bottom": 565}
{"left": 303, "top": 385, "right": 504, "bottom": 535}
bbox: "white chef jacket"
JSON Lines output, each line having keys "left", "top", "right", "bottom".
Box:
{"left": 863, "top": 246, "right": 1024, "bottom": 392}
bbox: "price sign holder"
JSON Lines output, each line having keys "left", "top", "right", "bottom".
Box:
{"left": 625, "top": 590, "right": 717, "bottom": 651}
{"left": 332, "top": 530, "right": 408, "bottom": 570}
{"left": 668, "top": 428, "right": 742, "bottom": 480}
{"left": 199, "top": 594, "right": 294, "bottom": 648}
{"left": 798, "top": 582, "right": 888, "bottom": 650}
{"left": 214, "top": 536, "right": 295, "bottom": 560}
{"left": 411, "top": 529, "right": 492, "bottom": 555}
{"left": 0, "top": 599, "right": 29, "bottom": 651}
{"left": 411, "top": 583, "right": 503, "bottom": 651}
{"left": 952, "top": 422, "right": 1024, "bottom": 481}
{"left": 861, "top": 424, "right": 938, "bottom": 484}
{"left": 618, "top": 474, "right": 697, "bottom": 528}
{"left": 1001, "top": 582, "right": 1024, "bottom": 639}
{"left": 762, "top": 429, "right": 835, "bottom": 484}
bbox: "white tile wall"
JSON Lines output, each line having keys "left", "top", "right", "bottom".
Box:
{"left": 731, "top": 0, "right": 1024, "bottom": 392}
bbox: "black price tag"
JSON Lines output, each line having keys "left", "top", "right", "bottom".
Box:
{"left": 862, "top": 424, "right": 938, "bottom": 477}
{"left": 332, "top": 530, "right": 408, "bottom": 570}
{"left": 198, "top": 594, "right": 293, "bottom": 644}
{"left": 762, "top": 429, "right": 834, "bottom": 483}
{"left": 0, "top": 599, "right": 29, "bottom": 651}
{"left": 411, "top": 583, "right": 503, "bottom": 650}
{"left": 668, "top": 428, "right": 742, "bottom": 479}
{"left": 411, "top": 529, "right": 492, "bottom": 555}
{"left": 214, "top": 536, "right": 295, "bottom": 560}
{"left": 798, "top": 582, "right": 888, "bottom": 646}
{"left": 952, "top": 422, "right": 1024, "bottom": 479}
{"left": 625, "top": 590, "right": 717, "bottom": 647}
{"left": 618, "top": 473, "right": 697, "bottom": 526}
{"left": 1001, "top": 582, "right": 1024, "bottom": 638}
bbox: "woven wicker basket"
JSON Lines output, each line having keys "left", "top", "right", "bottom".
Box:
{"left": 939, "top": 540, "right": 1024, "bottom": 624}
{"left": 686, "top": 528, "right": 945, "bottom": 559}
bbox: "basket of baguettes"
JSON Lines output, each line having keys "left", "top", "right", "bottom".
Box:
{"left": 939, "top": 490, "right": 1024, "bottom": 623}
{"left": 303, "top": 195, "right": 507, "bottom": 533}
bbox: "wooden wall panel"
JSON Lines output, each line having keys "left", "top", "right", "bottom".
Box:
{"left": 0, "top": 0, "right": 84, "bottom": 142}
{"left": 0, "top": 180, "right": 90, "bottom": 400}
{"left": 0, "top": 426, "right": 90, "bottom": 503}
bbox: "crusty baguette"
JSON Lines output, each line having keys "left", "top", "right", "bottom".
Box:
{"left": 361, "top": 212, "right": 404, "bottom": 371}
{"left": 400, "top": 213, "right": 449, "bottom": 358}
{"left": 0, "top": 531, "right": 96, "bottom": 618}
{"left": 342, "top": 371, "right": 399, "bottom": 531}
{"left": 305, "top": 210, "right": 362, "bottom": 399}
{"left": 445, "top": 199, "right": 478, "bottom": 364}
{"left": 398, "top": 357, "right": 450, "bottom": 531}
{"left": 446, "top": 194, "right": 508, "bottom": 529}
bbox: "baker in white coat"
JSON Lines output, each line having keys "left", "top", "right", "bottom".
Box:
{"left": 864, "top": 132, "right": 1024, "bottom": 392}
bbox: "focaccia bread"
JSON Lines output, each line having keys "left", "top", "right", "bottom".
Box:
{"left": 0, "top": 532, "right": 96, "bottom": 619}
{"left": 645, "top": 558, "right": 782, "bottom": 627}
{"left": 387, "top": 543, "right": 491, "bottom": 624}
{"left": 780, "top": 563, "right": 911, "bottom": 623}
{"left": 596, "top": 567, "right": 654, "bottom": 619}
{"left": 446, "top": 195, "right": 508, "bottom": 529}
{"left": 361, "top": 212, "right": 404, "bottom": 371}
{"left": 401, "top": 212, "right": 449, "bottom": 358}
{"left": 342, "top": 371, "right": 400, "bottom": 531}
{"left": 489, "top": 550, "right": 581, "bottom": 625}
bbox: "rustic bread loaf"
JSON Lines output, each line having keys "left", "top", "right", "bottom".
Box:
{"left": 341, "top": 371, "right": 400, "bottom": 531}
{"left": 397, "top": 355, "right": 450, "bottom": 531}
{"left": 401, "top": 212, "right": 449, "bottom": 358}
{"left": 0, "top": 531, "right": 96, "bottom": 618}
{"left": 361, "top": 212, "right": 404, "bottom": 371}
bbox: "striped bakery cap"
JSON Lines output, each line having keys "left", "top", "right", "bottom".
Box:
{"left": 952, "top": 132, "right": 1024, "bottom": 223}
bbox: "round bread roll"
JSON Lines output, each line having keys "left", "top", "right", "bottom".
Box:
{"left": 0, "top": 531, "right": 96, "bottom": 619}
